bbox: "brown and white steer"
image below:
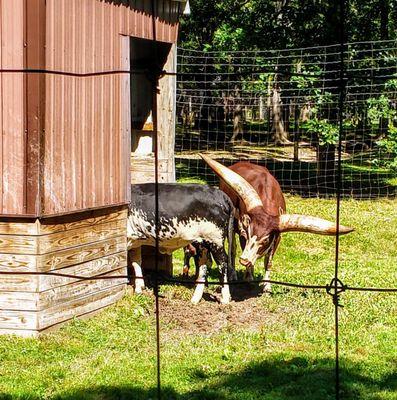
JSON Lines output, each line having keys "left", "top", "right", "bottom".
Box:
{"left": 200, "top": 154, "right": 354, "bottom": 292}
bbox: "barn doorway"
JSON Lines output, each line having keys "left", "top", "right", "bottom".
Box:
{"left": 129, "top": 37, "right": 175, "bottom": 276}
{"left": 130, "top": 37, "right": 172, "bottom": 156}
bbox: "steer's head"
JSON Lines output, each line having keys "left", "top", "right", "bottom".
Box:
{"left": 200, "top": 154, "right": 354, "bottom": 271}
{"left": 238, "top": 210, "right": 278, "bottom": 269}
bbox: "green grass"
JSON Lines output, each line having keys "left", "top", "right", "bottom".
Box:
{"left": 0, "top": 198, "right": 396, "bottom": 399}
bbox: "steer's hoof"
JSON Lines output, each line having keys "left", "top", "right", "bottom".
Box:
{"left": 220, "top": 287, "right": 231, "bottom": 304}
{"left": 191, "top": 295, "right": 201, "bottom": 305}
{"left": 134, "top": 281, "right": 145, "bottom": 294}
{"left": 220, "top": 295, "right": 231, "bottom": 305}
{"left": 191, "top": 284, "right": 205, "bottom": 305}
{"left": 262, "top": 283, "right": 272, "bottom": 295}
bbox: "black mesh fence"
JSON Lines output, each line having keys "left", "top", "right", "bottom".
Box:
{"left": 175, "top": 40, "right": 397, "bottom": 198}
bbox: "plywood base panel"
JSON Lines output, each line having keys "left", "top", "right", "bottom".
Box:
{"left": 0, "top": 207, "right": 128, "bottom": 336}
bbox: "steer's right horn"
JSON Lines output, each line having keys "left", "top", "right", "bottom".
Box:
{"left": 278, "top": 214, "right": 354, "bottom": 235}
{"left": 199, "top": 154, "right": 263, "bottom": 212}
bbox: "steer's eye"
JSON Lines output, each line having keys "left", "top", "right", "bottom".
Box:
{"left": 258, "top": 245, "right": 268, "bottom": 256}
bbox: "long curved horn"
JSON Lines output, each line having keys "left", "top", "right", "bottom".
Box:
{"left": 199, "top": 154, "right": 262, "bottom": 211}
{"left": 278, "top": 214, "right": 354, "bottom": 235}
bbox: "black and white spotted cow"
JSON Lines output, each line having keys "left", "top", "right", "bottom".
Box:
{"left": 127, "top": 183, "right": 236, "bottom": 304}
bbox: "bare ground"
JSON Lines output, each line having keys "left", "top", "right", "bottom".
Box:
{"left": 155, "top": 285, "right": 272, "bottom": 336}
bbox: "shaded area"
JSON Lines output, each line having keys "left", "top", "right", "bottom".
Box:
{"left": 175, "top": 151, "right": 397, "bottom": 198}
{"left": 3, "top": 357, "right": 395, "bottom": 400}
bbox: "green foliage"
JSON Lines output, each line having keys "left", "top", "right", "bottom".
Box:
{"left": 376, "top": 126, "right": 397, "bottom": 170}
{"left": 367, "top": 95, "right": 396, "bottom": 126}
{"left": 302, "top": 118, "right": 339, "bottom": 146}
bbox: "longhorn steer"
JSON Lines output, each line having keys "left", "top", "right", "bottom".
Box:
{"left": 200, "top": 155, "right": 354, "bottom": 292}
{"left": 127, "top": 183, "right": 235, "bottom": 304}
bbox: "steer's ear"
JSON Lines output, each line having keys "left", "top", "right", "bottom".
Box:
{"left": 199, "top": 153, "right": 263, "bottom": 211}
{"left": 278, "top": 214, "right": 354, "bottom": 235}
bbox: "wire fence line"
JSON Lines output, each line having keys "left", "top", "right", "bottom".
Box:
{"left": 0, "top": 270, "right": 396, "bottom": 293}
{"left": 175, "top": 40, "right": 397, "bottom": 199}
{"left": 0, "top": 43, "right": 395, "bottom": 399}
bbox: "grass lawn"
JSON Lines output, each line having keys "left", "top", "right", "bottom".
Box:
{"left": 0, "top": 197, "right": 396, "bottom": 399}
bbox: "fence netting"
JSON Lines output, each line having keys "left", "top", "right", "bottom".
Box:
{"left": 175, "top": 40, "right": 397, "bottom": 199}
{"left": 0, "top": 36, "right": 395, "bottom": 400}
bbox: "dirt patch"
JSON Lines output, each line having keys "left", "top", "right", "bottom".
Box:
{"left": 158, "top": 287, "right": 271, "bottom": 336}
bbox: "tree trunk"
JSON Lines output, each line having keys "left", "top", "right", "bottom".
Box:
{"left": 259, "top": 96, "right": 265, "bottom": 120}
{"left": 272, "top": 87, "right": 290, "bottom": 144}
{"left": 293, "top": 105, "right": 300, "bottom": 162}
{"left": 380, "top": 0, "right": 390, "bottom": 40}
{"left": 231, "top": 104, "right": 244, "bottom": 142}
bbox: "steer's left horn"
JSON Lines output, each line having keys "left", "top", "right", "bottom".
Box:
{"left": 278, "top": 214, "right": 354, "bottom": 235}
{"left": 199, "top": 153, "right": 263, "bottom": 211}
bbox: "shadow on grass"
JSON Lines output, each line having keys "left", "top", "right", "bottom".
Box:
{"left": 2, "top": 357, "right": 395, "bottom": 400}
{"left": 175, "top": 154, "right": 397, "bottom": 199}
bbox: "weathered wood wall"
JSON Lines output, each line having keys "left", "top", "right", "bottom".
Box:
{"left": 0, "top": 207, "right": 127, "bottom": 336}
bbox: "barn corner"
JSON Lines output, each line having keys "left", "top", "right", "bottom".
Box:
{"left": 0, "top": 0, "right": 187, "bottom": 336}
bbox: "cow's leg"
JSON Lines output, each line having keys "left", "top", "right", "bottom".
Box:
{"left": 183, "top": 244, "right": 196, "bottom": 277}
{"left": 131, "top": 247, "right": 145, "bottom": 293}
{"left": 263, "top": 236, "right": 281, "bottom": 294}
{"left": 239, "top": 235, "right": 254, "bottom": 281}
{"left": 263, "top": 253, "right": 272, "bottom": 293}
{"left": 191, "top": 264, "right": 207, "bottom": 304}
{"left": 211, "top": 245, "right": 231, "bottom": 304}
{"left": 229, "top": 233, "right": 238, "bottom": 282}
{"left": 182, "top": 250, "right": 191, "bottom": 277}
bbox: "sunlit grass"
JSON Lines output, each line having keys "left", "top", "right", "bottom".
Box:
{"left": 0, "top": 197, "right": 396, "bottom": 399}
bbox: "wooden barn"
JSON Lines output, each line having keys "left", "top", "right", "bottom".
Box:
{"left": 0, "top": 0, "right": 188, "bottom": 336}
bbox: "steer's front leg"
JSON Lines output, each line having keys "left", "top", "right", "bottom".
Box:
{"left": 131, "top": 247, "right": 145, "bottom": 294}
{"left": 191, "top": 264, "right": 207, "bottom": 304}
{"left": 211, "top": 245, "right": 231, "bottom": 304}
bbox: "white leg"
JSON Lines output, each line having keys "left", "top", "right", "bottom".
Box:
{"left": 263, "top": 253, "right": 272, "bottom": 293}
{"left": 191, "top": 264, "right": 207, "bottom": 304}
{"left": 220, "top": 270, "right": 231, "bottom": 304}
{"left": 131, "top": 247, "right": 145, "bottom": 293}
{"left": 132, "top": 262, "right": 145, "bottom": 293}
{"left": 263, "top": 268, "right": 271, "bottom": 293}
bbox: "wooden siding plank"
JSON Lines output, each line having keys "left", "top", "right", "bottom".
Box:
{"left": 39, "top": 208, "right": 127, "bottom": 235}
{"left": 0, "top": 309, "right": 38, "bottom": 330}
{"left": 0, "top": 286, "right": 125, "bottom": 331}
{"left": 38, "top": 253, "right": 127, "bottom": 292}
{"left": 0, "top": 291, "right": 39, "bottom": 312}
{"left": 0, "top": 253, "right": 38, "bottom": 272}
{"left": 0, "top": 235, "right": 126, "bottom": 274}
{"left": 38, "top": 284, "right": 125, "bottom": 330}
{"left": 0, "top": 219, "right": 125, "bottom": 255}
{"left": 0, "top": 251, "right": 126, "bottom": 293}
{"left": 39, "top": 235, "right": 126, "bottom": 272}
{"left": 0, "top": 273, "right": 39, "bottom": 292}
{"left": 0, "top": 209, "right": 126, "bottom": 236}
{"left": 38, "top": 268, "right": 127, "bottom": 310}
{"left": 38, "top": 219, "right": 126, "bottom": 254}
